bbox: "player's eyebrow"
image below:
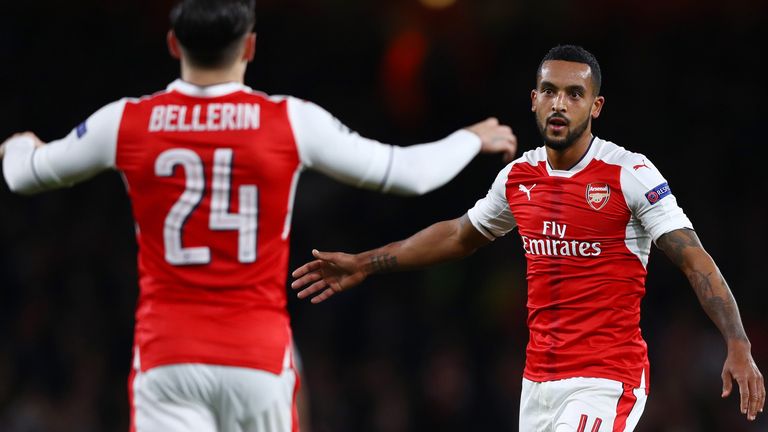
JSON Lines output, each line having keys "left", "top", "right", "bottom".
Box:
{"left": 566, "top": 85, "right": 587, "bottom": 94}
{"left": 539, "top": 80, "right": 557, "bottom": 89}
{"left": 539, "top": 81, "right": 587, "bottom": 95}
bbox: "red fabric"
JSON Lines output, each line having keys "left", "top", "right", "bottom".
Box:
{"left": 506, "top": 159, "right": 650, "bottom": 388}
{"left": 116, "top": 89, "right": 300, "bottom": 374}
{"left": 291, "top": 353, "right": 301, "bottom": 432}
{"left": 577, "top": 414, "right": 588, "bottom": 432}
{"left": 127, "top": 366, "right": 136, "bottom": 432}
{"left": 612, "top": 383, "right": 638, "bottom": 431}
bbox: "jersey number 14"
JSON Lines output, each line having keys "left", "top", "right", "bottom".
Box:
{"left": 155, "top": 148, "right": 257, "bottom": 266}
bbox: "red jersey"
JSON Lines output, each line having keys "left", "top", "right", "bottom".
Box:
{"left": 116, "top": 83, "right": 301, "bottom": 373}
{"left": 468, "top": 137, "right": 692, "bottom": 388}
{"left": 2, "top": 79, "right": 483, "bottom": 374}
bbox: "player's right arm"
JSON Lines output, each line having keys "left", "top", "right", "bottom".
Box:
{"left": 1, "top": 100, "right": 126, "bottom": 194}
{"left": 288, "top": 98, "right": 517, "bottom": 196}
{"left": 291, "top": 163, "right": 517, "bottom": 303}
{"left": 291, "top": 214, "right": 490, "bottom": 303}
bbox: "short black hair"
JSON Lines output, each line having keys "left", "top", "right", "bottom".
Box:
{"left": 170, "top": 0, "right": 256, "bottom": 69}
{"left": 537, "top": 45, "right": 602, "bottom": 95}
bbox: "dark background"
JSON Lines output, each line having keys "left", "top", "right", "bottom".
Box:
{"left": 1, "top": 0, "right": 766, "bottom": 431}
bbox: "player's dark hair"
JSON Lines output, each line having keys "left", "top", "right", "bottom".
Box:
{"left": 537, "top": 45, "right": 602, "bottom": 95}
{"left": 170, "top": 0, "right": 256, "bottom": 69}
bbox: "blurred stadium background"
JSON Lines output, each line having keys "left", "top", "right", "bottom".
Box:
{"left": 1, "top": 0, "right": 766, "bottom": 431}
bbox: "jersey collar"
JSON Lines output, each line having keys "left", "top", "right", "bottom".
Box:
{"left": 545, "top": 136, "right": 599, "bottom": 177}
{"left": 167, "top": 79, "right": 251, "bottom": 98}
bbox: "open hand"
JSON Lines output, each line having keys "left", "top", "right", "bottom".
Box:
{"left": 722, "top": 342, "right": 765, "bottom": 421}
{"left": 291, "top": 249, "right": 367, "bottom": 304}
{"left": 466, "top": 117, "right": 518, "bottom": 163}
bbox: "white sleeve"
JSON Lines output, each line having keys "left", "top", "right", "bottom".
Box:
{"left": 620, "top": 155, "right": 693, "bottom": 243}
{"left": 287, "top": 97, "right": 481, "bottom": 196}
{"left": 2, "top": 99, "right": 126, "bottom": 195}
{"left": 467, "top": 163, "right": 517, "bottom": 240}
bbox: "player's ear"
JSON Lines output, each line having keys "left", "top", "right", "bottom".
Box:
{"left": 167, "top": 30, "right": 182, "bottom": 60}
{"left": 243, "top": 33, "right": 257, "bottom": 62}
{"left": 591, "top": 95, "right": 605, "bottom": 119}
{"left": 531, "top": 89, "right": 538, "bottom": 112}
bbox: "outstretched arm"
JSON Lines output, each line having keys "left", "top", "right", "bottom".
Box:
{"left": 2, "top": 99, "right": 125, "bottom": 194}
{"left": 288, "top": 98, "right": 517, "bottom": 196}
{"left": 656, "top": 228, "right": 765, "bottom": 421}
{"left": 291, "top": 214, "right": 491, "bottom": 303}
{"left": 2, "top": 132, "right": 45, "bottom": 151}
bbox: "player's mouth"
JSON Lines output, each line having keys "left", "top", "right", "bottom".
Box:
{"left": 547, "top": 115, "right": 569, "bottom": 133}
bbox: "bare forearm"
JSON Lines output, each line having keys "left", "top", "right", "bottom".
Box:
{"left": 658, "top": 229, "right": 749, "bottom": 344}
{"left": 357, "top": 215, "right": 486, "bottom": 275}
{"left": 686, "top": 258, "right": 748, "bottom": 344}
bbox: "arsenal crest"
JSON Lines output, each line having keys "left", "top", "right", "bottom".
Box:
{"left": 586, "top": 183, "right": 611, "bottom": 210}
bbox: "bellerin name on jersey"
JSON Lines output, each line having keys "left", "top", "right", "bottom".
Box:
{"left": 521, "top": 221, "right": 602, "bottom": 257}
{"left": 148, "top": 103, "right": 260, "bottom": 132}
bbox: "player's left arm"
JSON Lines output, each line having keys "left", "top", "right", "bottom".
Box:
{"left": 656, "top": 228, "right": 765, "bottom": 421}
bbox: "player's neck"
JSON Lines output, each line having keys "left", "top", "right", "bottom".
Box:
{"left": 546, "top": 133, "right": 593, "bottom": 171}
{"left": 180, "top": 61, "right": 246, "bottom": 87}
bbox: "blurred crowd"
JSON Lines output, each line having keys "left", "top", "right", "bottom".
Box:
{"left": 1, "top": 0, "right": 766, "bottom": 431}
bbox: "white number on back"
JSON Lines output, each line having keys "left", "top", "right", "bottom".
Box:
{"left": 155, "top": 148, "right": 258, "bottom": 266}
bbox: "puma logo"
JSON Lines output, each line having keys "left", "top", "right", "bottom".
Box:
{"left": 519, "top": 184, "right": 536, "bottom": 201}
{"left": 633, "top": 159, "right": 649, "bottom": 171}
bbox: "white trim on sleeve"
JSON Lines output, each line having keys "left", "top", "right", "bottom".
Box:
{"left": 619, "top": 155, "right": 692, "bottom": 244}
{"left": 467, "top": 163, "right": 517, "bottom": 240}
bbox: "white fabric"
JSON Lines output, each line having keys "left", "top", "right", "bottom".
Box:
{"left": 3, "top": 80, "right": 481, "bottom": 197}
{"left": 287, "top": 97, "right": 481, "bottom": 195}
{"left": 467, "top": 162, "right": 517, "bottom": 239}
{"left": 615, "top": 154, "right": 693, "bottom": 243}
{"left": 519, "top": 376, "right": 647, "bottom": 432}
{"left": 133, "top": 356, "right": 297, "bottom": 432}
{"left": 2, "top": 135, "right": 41, "bottom": 194}
{"left": 466, "top": 138, "right": 692, "bottom": 250}
{"left": 2, "top": 99, "right": 125, "bottom": 194}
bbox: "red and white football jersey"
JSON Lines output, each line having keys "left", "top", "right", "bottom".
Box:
{"left": 468, "top": 137, "right": 692, "bottom": 388}
{"left": 3, "top": 80, "right": 482, "bottom": 374}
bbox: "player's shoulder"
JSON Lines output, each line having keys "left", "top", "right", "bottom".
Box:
{"left": 126, "top": 80, "right": 299, "bottom": 105}
{"left": 239, "top": 86, "right": 298, "bottom": 106}
{"left": 510, "top": 146, "right": 548, "bottom": 170}
{"left": 592, "top": 137, "right": 668, "bottom": 190}
{"left": 593, "top": 137, "right": 661, "bottom": 172}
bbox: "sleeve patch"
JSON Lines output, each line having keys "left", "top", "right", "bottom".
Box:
{"left": 645, "top": 182, "right": 671, "bottom": 205}
{"left": 76, "top": 121, "right": 88, "bottom": 138}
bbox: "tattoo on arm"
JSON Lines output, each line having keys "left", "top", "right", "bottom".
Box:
{"left": 657, "top": 229, "right": 749, "bottom": 343}
{"left": 370, "top": 254, "right": 398, "bottom": 274}
{"left": 656, "top": 228, "right": 699, "bottom": 267}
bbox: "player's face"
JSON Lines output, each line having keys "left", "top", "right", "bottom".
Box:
{"left": 532, "top": 60, "right": 604, "bottom": 151}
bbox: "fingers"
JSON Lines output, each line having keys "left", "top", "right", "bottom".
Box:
{"left": 747, "top": 372, "right": 766, "bottom": 420}
{"left": 11, "top": 132, "right": 43, "bottom": 146}
{"left": 722, "top": 371, "right": 733, "bottom": 398}
{"left": 312, "top": 248, "right": 336, "bottom": 261}
{"left": 291, "top": 268, "right": 324, "bottom": 292}
{"left": 1, "top": 132, "right": 44, "bottom": 157}
{"left": 293, "top": 277, "right": 340, "bottom": 304}
{"left": 291, "top": 259, "right": 324, "bottom": 279}
{"left": 310, "top": 287, "right": 338, "bottom": 304}
{"left": 737, "top": 376, "right": 750, "bottom": 417}
{"left": 736, "top": 374, "right": 765, "bottom": 421}
{"left": 748, "top": 378, "right": 759, "bottom": 420}
{"left": 759, "top": 373, "right": 767, "bottom": 414}
{"left": 295, "top": 279, "right": 329, "bottom": 300}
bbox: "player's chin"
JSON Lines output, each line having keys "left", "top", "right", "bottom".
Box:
{"left": 544, "top": 135, "right": 569, "bottom": 150}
